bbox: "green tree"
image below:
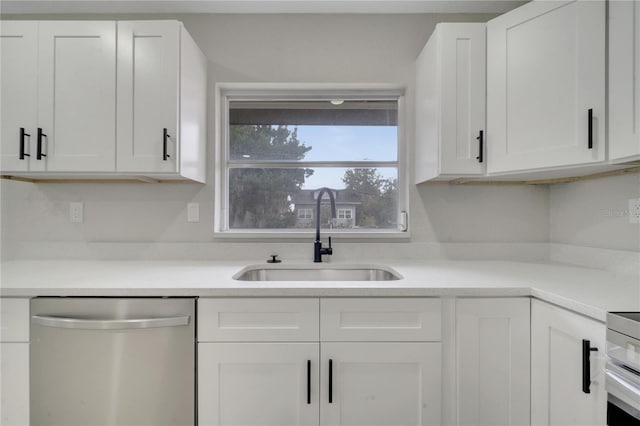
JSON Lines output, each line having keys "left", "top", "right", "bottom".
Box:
{"left": 229, "top": 125, "right": 313, "bottom": 228}
{"left": 342, "top": 168, "right": 398, "bottom": 228}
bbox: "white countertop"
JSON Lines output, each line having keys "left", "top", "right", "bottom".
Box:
{"left": 1, "top": 259, "right": 639, "bottom": 322}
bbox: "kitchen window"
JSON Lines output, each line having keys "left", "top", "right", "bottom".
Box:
{"left": 215, "top": 86, "right": 407, "bottom": 237}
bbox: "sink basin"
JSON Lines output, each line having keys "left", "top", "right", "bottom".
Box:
{"left": 233, "top": 264, "right": 402, "bottom": 281}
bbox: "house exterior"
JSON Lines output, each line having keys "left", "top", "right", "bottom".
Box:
{"left": 292, "top": 189, "right": 361, "bottom": 229}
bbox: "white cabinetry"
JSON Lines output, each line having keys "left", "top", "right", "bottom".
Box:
{"left": 0, "top": 298, "right": 30, "bottom": 426}
{"left": 0, "top": 22, "right": 38, "bottom": 173}
{"left": 1, "top": 21, "right": 116, "bottom": 173}
{"left": 198, "top": 298, "right": 320, "bottom": 426}
{"left": 199, "top": 343, "right": 319, "bottom": 426}
{"left": 609, "top": 0, "right": 640, "bottom": 162}
{"left": 38, "top": 21, "right": 117, "bottom": 172}
{"left": 321, "top": 342, "right": 441, "bottom": 426}
{"left": 455, "top": 298, "right": 530, "bottom": 426}
{"left": 320, "top": 298, "right": 442, "bottom": 426}
{"left": 0, "top": 20, "right": 206, "bottom": 182}
{"left": 117, "top": 21, "right": 206, "bottom": 182}
{"left": 415, "top": 23, "right": 486, "bottom": 182}
{"left": 487, "top": 0, "right": 606, "bottom": 174}
{"left": 531, "top": 299, "right": 606, "bottom": 426}
{"left": 198, "top": 298, "right": 442, "bottom": 426}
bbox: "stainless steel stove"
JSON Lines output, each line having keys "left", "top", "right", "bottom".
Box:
{"left": 606, "top": 312, "right": 640, "bottom": 425}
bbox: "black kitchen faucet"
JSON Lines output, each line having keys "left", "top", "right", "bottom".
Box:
{"left": 313, "top": 187, "right": 336, "bottom": 262}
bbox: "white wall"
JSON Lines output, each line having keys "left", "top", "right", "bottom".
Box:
{"left": 550, "top": 173, "right": 640, "bottom": 251}
{"left": 1, "top": 13, "right": 553, "bottom": 261}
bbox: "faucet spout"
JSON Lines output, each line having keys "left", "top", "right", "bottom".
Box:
{"left": 314, "top": 187, "right": 337, "bottom": 262}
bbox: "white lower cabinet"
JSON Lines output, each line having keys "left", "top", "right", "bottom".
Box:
{"left": 0, "top": 298, "right": 30, "bottom": 426}
{"left": 531, "top": 299, "right": 606, "bottom": 426}
{"left": 320, "top": 342, "right": 441, "bottom": 426}
{"left": 198, "top": 343, "right": 320, "bottom": 426}
{"left": 197, "top": 297, "right": 442, "bottom": 426}
{"left": 455, "top": 298, "right": 531, "bottom": 426}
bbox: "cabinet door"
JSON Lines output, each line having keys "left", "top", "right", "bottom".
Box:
{"left": 415, "top": 23, "right": 485, "bottom": 182}
{"left": 531, "top": 300, "right": 606, "bottom": 426}
{"left": 0, "top": 343, "right": 29, "bottom": 426}
{"left": 609, "top": 0, "right": 640, "bottom": 162}
{"left": 320, "top": 342, "right": 441, "bottom": 426}
{"left": 117, "top": 21, "right": 179, "bottom": 173}
{"left": 198, "top": 343, "right": 319, "bottom": 426}
{"left": 439, "top": 23, "right": 486, "bottom": 177}
{"left": 456, "top": 298, "right": 530, "bottom": 426}
{"left": 487, "top": 0, "right": 605, "bottom": 173}
{"left": 0, "top": 21, "right": 38, "bottom": 172}
{"left": 37, "top": 21, "right": 116, "bottom": 172}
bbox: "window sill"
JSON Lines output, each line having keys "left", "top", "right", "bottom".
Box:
{"left": 213, "top": 229, "right": 410, "bottom": 242}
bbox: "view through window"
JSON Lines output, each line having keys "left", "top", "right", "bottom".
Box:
{"left": 224, "top": 97, "right": 401, "bottom": 233}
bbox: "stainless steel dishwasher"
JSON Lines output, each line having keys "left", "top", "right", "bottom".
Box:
{"left": 30, "top": 297, "right": 195, "bottom": 426}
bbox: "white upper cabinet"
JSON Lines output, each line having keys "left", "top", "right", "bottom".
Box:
{"left": 609, "top": 0, "right": 640, "bottom": 163}
{"left": 37, "top": 21, "right": 116, "bottom": 172}
{"left": 0, "top": 20, "right": 206, "bottom": 182}
{"left": 1, "top": 21, "right": 116, "bottom": 173}
{"left": 486, "top": 0, "right": 606, "bottom": 174}
{"left": 0, "top": 21, "right": 38, "bottom": 173}
{"left": 117, "top": 21, "right": 206, "bottom": 182}
{"left": 415, "top": 23, "right": 486, "bottom": 183}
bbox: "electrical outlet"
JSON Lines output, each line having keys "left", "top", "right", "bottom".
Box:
{"left": 187, "top": 203, "right": 200, "bottom": 223}
{"left": 70, "top": 202, "right": 84, "bottom": 223}
{"left": 629, "top": 198, "right": 640, "bottom": 224}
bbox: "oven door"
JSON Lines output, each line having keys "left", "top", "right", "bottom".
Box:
{"left": 606, "top": 362, "right": 640, "bottom": 425}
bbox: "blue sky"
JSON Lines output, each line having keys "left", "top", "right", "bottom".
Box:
{"left": 294, "top": 125, "right": 397, "bottom": 189}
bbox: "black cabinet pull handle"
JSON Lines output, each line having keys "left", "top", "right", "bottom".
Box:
{"left": 307, "top": 360, "right": 311, "bottom": 404}
{"left": 588, "top": 109, "right": 593, "bottom": 150}
{"left": 582, "top": 339, "right": 598, "bottom": 394}
{"left": 476, "top": 130, "right": 484, "bottom": 163}
{"left": 163, "top": 128, "right": 171, "bottom": 160}
{"left": 37, "top": 128, "right": 47, "bottom": 160}
{"left": 328, "top": 359, "right": 333, "bottom": 403}
{"left": 20, "top": 128, "right": 31, "bottom": 159}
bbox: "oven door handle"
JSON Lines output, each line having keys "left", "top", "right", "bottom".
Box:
{"left": 606, "top": 366, "right": 640, "bottom": 412}
{"left": 32, "top": 314, "right": 190, "bottom": 330}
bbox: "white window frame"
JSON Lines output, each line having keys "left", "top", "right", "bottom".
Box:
{"left": 338, "top": 209, "right": 353, "bottom": 220}
{"left": 298, "top": 208, "right": 313, "bottom": 220}
{"left": 214, "top": 83, "right": 409, "bottom": 240}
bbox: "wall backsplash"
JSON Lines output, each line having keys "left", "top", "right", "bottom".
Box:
{"left": 550, "top": 173, "right": 640, "bottom": 251}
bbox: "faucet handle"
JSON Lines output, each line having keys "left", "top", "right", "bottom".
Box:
{"left": 328, "top": 236, "right": 332, "bottom": 249}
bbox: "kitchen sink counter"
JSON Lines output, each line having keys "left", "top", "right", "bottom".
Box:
{"left": 1, "top": 259, "right": 638, "bottom": 322}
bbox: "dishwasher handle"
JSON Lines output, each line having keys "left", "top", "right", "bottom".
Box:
{"left": 32, "top": 314, "right": 190, "bottom": 330}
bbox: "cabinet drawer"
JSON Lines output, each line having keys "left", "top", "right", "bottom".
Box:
{"left": 0, "top": 299, "right": 30, "bottom": 343}
{"left": 198, "top": 298, "right": 319, "bottom": 342}
{"left": 320, "top": 298, "right": 441, "bottom": 342}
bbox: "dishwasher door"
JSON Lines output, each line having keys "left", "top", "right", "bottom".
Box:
{"left": 30, "top": 297, "right": 195, "bottom": 426}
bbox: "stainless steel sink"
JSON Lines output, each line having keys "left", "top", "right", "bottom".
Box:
{"left": 233, "top": 264, "right": 402, "bottom": 281}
